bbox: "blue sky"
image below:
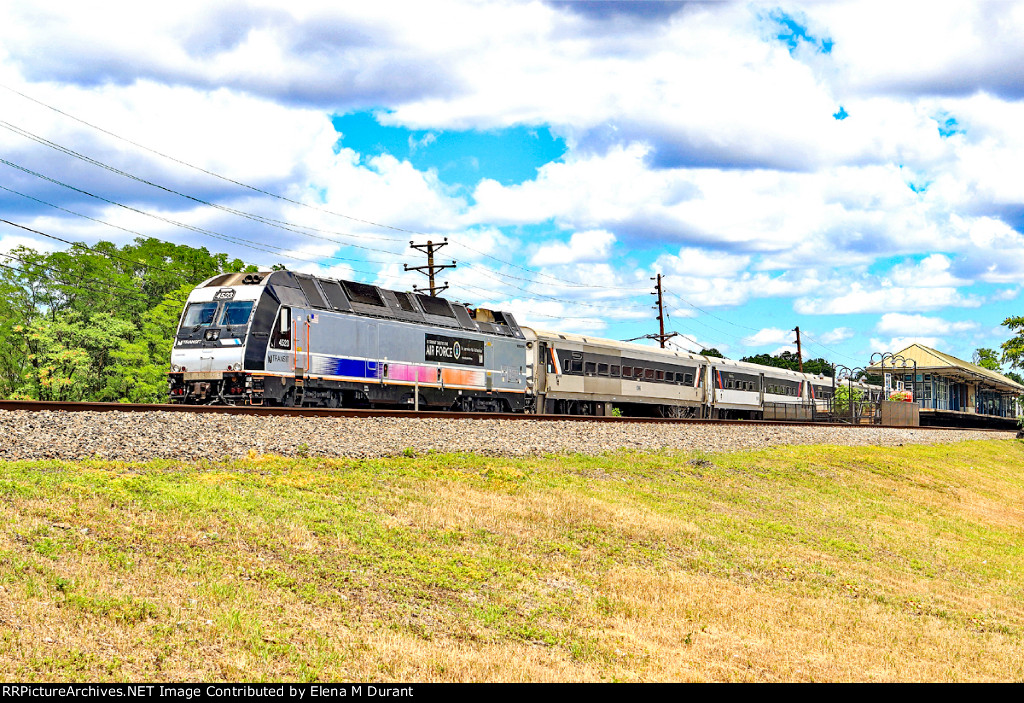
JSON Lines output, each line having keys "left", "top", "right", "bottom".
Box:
{"left": 2, "top": 0, "right": 1024, "bottom": 370}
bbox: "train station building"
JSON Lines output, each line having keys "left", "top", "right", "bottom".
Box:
{"left": 865, "top": 343, "right": 1024, "bottom": 428}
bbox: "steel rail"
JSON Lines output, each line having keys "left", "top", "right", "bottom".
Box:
{"left": 0, "top": 399, "right": 1014, "bottom": 432}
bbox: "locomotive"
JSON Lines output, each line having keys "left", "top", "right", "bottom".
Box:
{"left": 168, "top": 270, "right": 840, "bottom": 417}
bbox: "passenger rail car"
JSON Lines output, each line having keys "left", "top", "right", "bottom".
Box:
{"left": 168, "top": 271, "right": 530, "bottom": 411}
{"left": 524, "top": 328, "right": 837, "bottom": 419}
{"left": 525, "top": 329, "right": 706, "bottom": 417}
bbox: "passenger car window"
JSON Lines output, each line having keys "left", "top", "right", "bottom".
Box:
{"left": 585, "top": 362, "right": 597, "bottom": 376}
{"left": 611, "top": 365, "right": 620, "bottom": 377}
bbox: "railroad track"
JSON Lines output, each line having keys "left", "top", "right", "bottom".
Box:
{"left": 0, "top": 399, "right": 1009, "bottom": 432}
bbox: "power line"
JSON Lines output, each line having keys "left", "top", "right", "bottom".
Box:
{"left": 0, "top": 83, "right": 653, "bottom": 292}
{"left": 0, "top": 89, "right": 823, "bottom": 337}
{"left": 0, "top": 158, "right": 395, "bottom": 276}
{"left": 0, "top": 214, "right": 179, "bottom": 275}
{"left": 0, "top": 251, "right": 150, "bottom": 303}
{"left": 2, "top": 173, "right": 662, "bottom": 317}
{"left": 2, "top": 114, "right": 664, "bottom": 307}
{"left": 0, "top": 119, "right": 412, "bottom": 261}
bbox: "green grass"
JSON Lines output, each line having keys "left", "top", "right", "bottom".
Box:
{"left": 0, "top": 440, "right": 1023, "bottom": 681}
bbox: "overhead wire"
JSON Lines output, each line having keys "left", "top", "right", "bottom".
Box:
{"left": 0, "top": 158, "right": 394, "bottom": 277}
{"left": 0, "top": 213, "right": 182, "bottom": 275}
{"left": 0, "top": 81, "right": 653, "bottom": 292}
{"left": 1, "top": 121, "right": 660, "bottom": 313}
{"left": 1, "top": 84, "right": 860, "bottom": 356}
{"left": 0, "top": 152, "right": 661, "bottom": 316}
{"left": 0, "top": 250, "right": 152, "bottom": 303}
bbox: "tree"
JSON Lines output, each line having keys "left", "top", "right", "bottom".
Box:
{"left": 974, "top": 347, "right": 1002, "bottom": 371}
{"left": 739, "top": 351, "right": 834, "bottom": 377}
{"left": 833, "top": 384, "right": 864, "bottom": 414}
{"left": 803, "top": 358, "right": 834, "bottom": 377}
{"left": 100, "top": 285, "right": 193, "bottom": 403}
{"left": 0, "top": 238, "right": 254, "bottom": 402}
{"left": 1001, "top": 317, "right": 1024, "bottom": 371}
{"left": 700, "top": 348, "right": 726, "bottom": 358}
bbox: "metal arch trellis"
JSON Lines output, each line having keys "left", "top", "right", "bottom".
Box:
{"left": 832, "top": 364, "right": 871, "bottom": 424}
{"left": 870, "top": 352, "right": 919, "bottom": 404}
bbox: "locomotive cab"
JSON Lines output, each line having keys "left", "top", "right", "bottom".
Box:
{"left": 168, "top": 272, "right": 275, "bottom": 403}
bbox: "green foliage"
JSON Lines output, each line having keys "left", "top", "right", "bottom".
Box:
{"left": 700, "top": 348, "right": 726, "bottom": 358}
{"left": 739, "top": 351, "right": 834, "bottom": 377}
{"left": 974, "top": 348, "right": 1002, "bottom": 372}
{"left": 0, "top": 238, "right": 252, "bottom": 402}
{"left": 1001, "top": 317, "right": 1024, "bottom": 371}
{"left": 833, "top": 384, "right": 864, "bottom": 412}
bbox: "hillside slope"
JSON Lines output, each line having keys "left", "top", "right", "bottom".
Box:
{"left": 1, "top": 440, "right": 1022, "bottom": 681}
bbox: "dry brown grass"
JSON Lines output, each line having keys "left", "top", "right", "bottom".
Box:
{"left": 1, "top": 441, "right": 1023, "bottom": 681}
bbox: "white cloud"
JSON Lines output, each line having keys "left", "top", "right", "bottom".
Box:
{"left": 796, "top": 284, "right": 982, "bottom": 315}
{"left": 656, "top": 247, "right": 751, "bottom": 279}
{"left": 875, "top": 313, "right": 978, "bottom": 336}
{"left": 817, "top": 327, "right": 855, "bottom": 345}
{"left": 888, "top": 254, "right": 970, "bottom": 288}
{"left": 530, "top": 229, "right": 616, "bottom": 266}
{"left": 743, "top": 327, "right": 795, "bottom": 347}
{"left": 869, "top": 336, "right": 942, "bottom": 354}
{"left": 0, "top": 233, "right": 58, "bottom": 255}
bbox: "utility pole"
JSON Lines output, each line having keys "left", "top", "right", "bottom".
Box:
{"left": 793, "top": 325, "right": 804, "bottom": 373}
{"left": 651, "top": 274, "right": 678, "bottom": 348}
{"left": 405, "top": 238, "right": 456, "bottom": 296}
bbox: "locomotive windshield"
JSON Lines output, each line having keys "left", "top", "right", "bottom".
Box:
{"left": 182, "top": 302, "right": 218, "bottom": 327}
{"left": 217, "top": 301, "right": 254, "bottom": 326}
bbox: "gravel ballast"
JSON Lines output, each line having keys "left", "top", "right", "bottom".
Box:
{"left": 0, "top": 410, "right": 1015, "bottom": 462}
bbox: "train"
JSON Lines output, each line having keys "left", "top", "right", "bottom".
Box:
{"left": 167, "top": 270, "right": 860, "bottom": 417}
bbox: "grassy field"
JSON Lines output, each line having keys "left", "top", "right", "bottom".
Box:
{"left": 1, "top": 439, "right": 1022, "bottom": 682}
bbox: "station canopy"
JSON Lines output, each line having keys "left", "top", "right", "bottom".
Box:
{"left": 866, "top": 343, "right": 1024, "bottom": 395}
